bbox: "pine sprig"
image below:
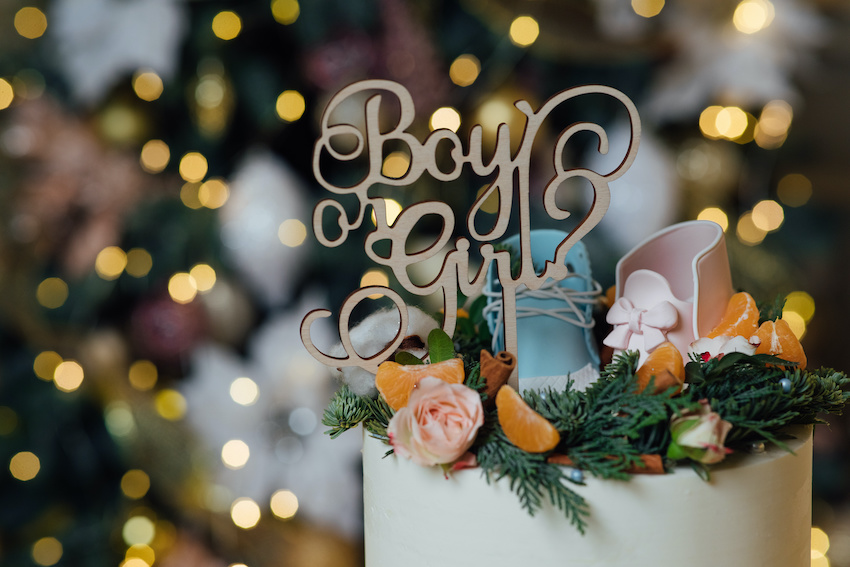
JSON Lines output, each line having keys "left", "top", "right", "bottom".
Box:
{"left": 364, "top": 395, "right": 395, "bottom": 441}
{"left": 321, "top": 384, "right": 396, "bottom": 441}
{"left": 563, "top": 369, "right": 691, "bottom": 477}
{"left": 475, "top": 423, "right": 590, "bottom": 533}
{"left": 322, "top": 384, "right": 373, "bottom": 439}
{"left": 464, "top": 362, "right": 486, "bottom": 393}
{"left": 688, "top": 354, "right": 850, "bottom": 446}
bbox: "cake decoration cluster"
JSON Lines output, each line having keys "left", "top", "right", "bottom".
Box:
{"left": 303, "top": 80, "right": 849, "bottom": 533}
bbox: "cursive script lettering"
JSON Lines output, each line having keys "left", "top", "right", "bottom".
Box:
{"left": 302, "top": 80, "right": 640, "bottom": 385}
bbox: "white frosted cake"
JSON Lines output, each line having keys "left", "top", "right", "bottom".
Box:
{"left": 302, "top": 81, "right": 848, "bottom": 567}
{"left": 363, "top": 426, "right": 813, "bottom": 567}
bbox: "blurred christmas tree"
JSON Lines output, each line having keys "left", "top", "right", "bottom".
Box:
{"left": 1, "top": 0, "right": 849, "bottom": 566}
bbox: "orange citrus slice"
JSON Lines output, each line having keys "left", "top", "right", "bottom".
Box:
{"left": 635, "top": 342, "right": 685, "bottom": 394}
{"left": 496, "top": 385, "right": 560, "bottom": 453}
{"left": 754, "top": 318, "right": 807, "bottom": 370}
{"left": 375, "top": 358, "right": 465, "bottom": 410}
{"left": 706, "top": 291, "right": 760, "bottom": 339}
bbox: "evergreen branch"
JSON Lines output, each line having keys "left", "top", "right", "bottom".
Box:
{"left": 464, "top": 362, "right": 486, "bottom": 393}
{"left": 322, "top": 384, "right": 373, "bottom": 439}
{"left": 364, "top": 395, "right": 395, "bottom": 441}
{"left": 475, "top": 423, "right": 589, "bottom": 533}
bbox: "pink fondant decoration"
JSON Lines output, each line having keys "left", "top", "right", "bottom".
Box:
{"left": 608, "top": 220, "right": 733, "bottom": 363}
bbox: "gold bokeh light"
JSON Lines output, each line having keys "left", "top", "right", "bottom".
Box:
{"left": 449, "top": 54, "right": 480, "bottom": 87}
{"left": 382, "top": 151, "right": 410, "bottom": 179}
{"left": 125, "top": 544, "right": 156, "bottom": 567}
{"left": 0, "top": 78, "right": 14, "bottom": 110}
{"left": 733, "top": 0, "right": 775, "bottom": 34}
{"left": 231, "top": 497, "right": 261, "bottom": 529}
{"left": 276, "top": 90, "right": 306, "bottom": 122}
{"left": 212, "top": 11, "right": 242, "bottom": 40}
{"left": 751, "top": 199, "right": 784, "bottom": 232}
{"left": 430, "top": 107, "right": 461, "bottom": 132}
{"left": 34, "top": 351, "right": 63, "bottom": 381}
{"left": 122, "top": 516, "right": 156, "bottom": 546}
{"left": 715, "top": 107, "right": 748, "bottom": 139}
{"left": 755, "top": 100, "right": 792, "bottom": 149}
{"left": 10, "top": 451, "right": 40, "bottom": 481}
{"left": 361, "top": 269, "right": 389, "bottom": 299}
{"left": 0, "top": 407, "right": 18, "bottom": 436}
{"left": 140, "top": 140, "right": 170, "bottom": 173}
{"left": 126, "top": 248, "right": 153, "bottom": 278}
{"left": 230, "top": 377, "right": 260, "bottom": 406}
{"left": 785, "top": 291, "right": 815, "bottom": 323}
{"left": 222, "top": 439, "right": 251, "bottom": 469}
{"left": 104, "top": 402, "right": 136, "bottom": 438}
{"left": 699, "top": 106, "right": 723, "bottom": 139}
{"left": 198, "top": 178, "right": 230, "bottom": 209}
{"left": 95, "top": 246, "right": 128, "bottom": 280}
{"left": 32, "top": 537, "right": 62, "bottom": 566}
{"left": 179, "top": 152, "right": 208, "bottom": 183}
{"left": 168, "top": 272, "right": 198, "bottom": 304}
{"left": 54, "top": 360, "right": 84, "bottom": 392}
{"left": 475, "top": 185, "right": 500, "bottom": 215}
{"left": 121, "top": 469, "right": 151, "bottom": 499}
{"left": 132, "top": 70, "right": 163, "bottom": 102}
{"left": 15, "top": 7, "right": 48, "bottom": 39}
{"left": 278, "top": 219, "right": 308, "bottom": 247}
{"left": 736, "top": 212, "right": 766, "bottom": 246}
{"left": 371, "top": 199, "right": 404, "bottom": 227}
{"left": 36, "top": 278, "right": 69, "bottom": 309}
{"left": 270, "top": 489, "right": 299, "bottom": 520}
{"left": 632, "top": 0, "right": 665, "bottom": 18}
{"left": 509, "top": 16, "right": 539, "bottom": 47}
{"left": 155, "top": 389, "right": 187, "bottom": 421}
{"left": 272, "top": 0, "right": 300, "bottom": 25}
{"left": 696, "top": 208, "right": 729, "bottom": 232}
{"left": 777, "top": 173, "right": 812, "bottom": 207}
{"left": 190, "top": 264, "right": 217, "bottom": 292}
{"left": 128, "top": 360, "right": 158, "bottom": 391}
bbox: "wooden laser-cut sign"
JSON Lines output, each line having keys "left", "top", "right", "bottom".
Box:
{"left": 301, "top": 79, "right": 641, "bottom": 386}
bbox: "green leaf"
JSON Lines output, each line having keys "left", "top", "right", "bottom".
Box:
{"left": 685, "top": 360, "right": 705, "bottom": 385}
{"left": 395, "top": 351, "right": 424, "bottom": 365}
{"left": 666, "top": 441, "right": 687, "bottom": 461}
{"left": 428, "top": 328, "right": 455, "bottom": 363}
{"left": 691, "top": 461, "right": 711, "bottom": 482}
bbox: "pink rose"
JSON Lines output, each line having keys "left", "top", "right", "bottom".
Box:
{"left": 387, "top": 376, "right": 484, "bottom": 466}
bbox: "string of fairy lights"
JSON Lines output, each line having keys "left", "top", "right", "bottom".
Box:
{"left": 0, "top": 0, "right": 833, "bottom": 566}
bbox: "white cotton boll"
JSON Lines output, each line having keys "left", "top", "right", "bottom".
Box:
{"left": 50, "top": 0, "right": 187, "bottom": 105}
{"left": 330, "top": 306, "right": 439, "bottom": 395}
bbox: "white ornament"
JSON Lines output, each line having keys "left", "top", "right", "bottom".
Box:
{"left": 50, "top": 0, "right": 187, "bottom": 105}
{"left": 585, "top": 122, "right": 679, "bottom": 255}
{"left": 219, "top": 151, "right": 310, "bottom": 307}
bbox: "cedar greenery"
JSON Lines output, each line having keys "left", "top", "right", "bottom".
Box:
{"left": 321, "top": 346, "right": 850, "bottom": 528}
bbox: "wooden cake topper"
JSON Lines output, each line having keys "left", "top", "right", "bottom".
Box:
{"left": 301, "top": 80, "right": 640, "bottom": 386}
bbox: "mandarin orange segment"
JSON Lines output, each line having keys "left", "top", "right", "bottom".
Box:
{"left": 706, "top": 291, "right": 760, "bottom": 339}
{"left": 754, "top": 318, "right": 807, "bottom": 370}
{"left": 496, "top": 385, "right": 560, "bottom": 453}
{"left": 375, "top": 358, "right": 465, "bottom": 410}
{"left": 635, "top": 342, "right": 685, "bottom": 394}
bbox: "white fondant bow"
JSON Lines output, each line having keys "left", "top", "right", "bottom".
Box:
{"left": 603, "top": 297, "right": 678, "bottom": 352}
